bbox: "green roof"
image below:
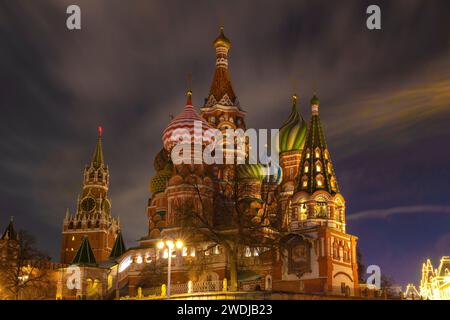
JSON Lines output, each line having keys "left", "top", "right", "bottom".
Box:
{"left": 91, "top": 134, "right": 104, "bottom": 169}
{"left": 109, "top": 231, "right": 126, "bottom": 259}
{"left": 279, "top": 95, "right": 307, "bottom": 153}
{"left": 296, "top": 95, "right": 340, "bottom": 194}
{"left": 72, "top": 236, "right": 97, "bottom": 266}
{"left": 310, "top": 94, "right": 320, "bottom": 106}
{"left": 1, "top": 217, "right": 17, "bottom": 241}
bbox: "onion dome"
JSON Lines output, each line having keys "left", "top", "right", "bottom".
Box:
{"left": 149, "top": 163, "right": 172, "bottom": 195}
{"left": 263, "top": 162, "right": 283, "bottom": 185}
{"left": 237, "top": 163, "right": 264, "bottom": 181}
{"left": 162, "top": 91, "right": 214, "bottom": 151}
{"left": 310, "top": 94, "right": 320, "bottom": 106}
{"left": 213, "top": 26, "right": 231, "bottom": 49}
{"left": 279, "top": 94, "right": 307, "bottom": 153}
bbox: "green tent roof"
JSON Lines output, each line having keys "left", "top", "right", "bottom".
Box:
{"left": 72, "top": 236, "right": 97, "bottom": 266}
{"left": 109, "top": 231, "right": 126, "bottom": 259}
{"left": 295, "top": 94, "right": 340, "bottom": 195}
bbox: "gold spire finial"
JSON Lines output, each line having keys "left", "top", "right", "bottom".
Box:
{"left": 187, "top": 73, "right": 192, "bottom": 94}
{"left": 186, "top": 73, "right": 193, "bottom": 104}
{"left": 214, "top": 25, "right": 231, "bottom": 48}
{"left": 291, "top": 77, "right": 298, "bottom": 105}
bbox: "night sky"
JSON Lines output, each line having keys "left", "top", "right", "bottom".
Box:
{"left": 1, "top": 0, "right": 449, "bottom": 287}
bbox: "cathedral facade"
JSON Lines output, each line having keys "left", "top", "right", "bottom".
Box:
{"left": 56, "top": 27, "right": 359, "bottom": 300}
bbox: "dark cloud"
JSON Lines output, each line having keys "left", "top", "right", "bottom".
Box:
{"left": 0, "top": 0, "right": 449, "bottom": 286}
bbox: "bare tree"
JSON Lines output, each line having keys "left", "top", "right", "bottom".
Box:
{"left": 0, "top": 230, "right": 53, "bottom": 300}
{"left": 171, "top": 166, "right": 283, "bottom": 292}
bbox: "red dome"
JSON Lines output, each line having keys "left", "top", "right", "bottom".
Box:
{"left": 162, "top": 95, "right": 215, "bottom": 151}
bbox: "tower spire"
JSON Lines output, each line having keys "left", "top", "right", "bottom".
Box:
{"left": 186, "top": 73, "right": 193, "bottom": 105}
{"left": 205, "top": 26, "right": 238, "bottom": 108}
{"left": 296, "top": 92, "right": 339, "bottom": 194}
{"left": 91, "top": 126, "right": 104, "bottom": 169}
{"left": 1, "top": 217, "right": 17, "bottom": 240}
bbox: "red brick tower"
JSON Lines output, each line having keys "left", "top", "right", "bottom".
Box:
{"left": 60, "top": 127, "right": 119, "bottom": 264}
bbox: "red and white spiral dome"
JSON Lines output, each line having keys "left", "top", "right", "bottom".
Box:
{"left": 162, "top": 92, "right": 215, "bottom": 151}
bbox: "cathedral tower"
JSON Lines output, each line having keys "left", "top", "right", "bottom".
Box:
{"left": 201, "top": 27, "right": 247, "bottom": 183}
{"left": 278, "top": 93, "right": 307, "bottom": 230}
{"left": 60, "top": 127, "right": 119, "bottom": 264}
{"left": 285, "top": 94, "right": 359, "bottom": 295}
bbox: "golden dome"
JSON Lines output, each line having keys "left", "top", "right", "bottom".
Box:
{"left": 213, "top": 26, "right": 231, "bottom": 49}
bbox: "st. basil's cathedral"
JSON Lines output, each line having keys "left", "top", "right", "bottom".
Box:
{"left": 50, "top": 27, "right": 359, "bottom": 299}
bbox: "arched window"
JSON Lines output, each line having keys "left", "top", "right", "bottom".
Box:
{"left": 327, "top": 162, "right": 332, "bottom": 174}
{"left": 333, "top": 241, "right": 338, "bottom": 259}
{"left": 324, "top": 149, "right": 329, "bottom": 160}
{"left": 299, "top": 202, "right": 307, "bottom": 220}
{"left": 301, "top": 175, "right": 308, "bottom": 188}
{"left": 315, "top": 147, "right": 321, "bottom": 158}
{"left": 306, "top": 149, "right": 311, "bottom": 159}
{"left": 304, "top": 161, "right": 310, "bottom": 173}
{"left": 330, "top": 177, "right": 337, "bottom": 190}
{"left": 315, "top": 160, "right": 322, "bottom": 173}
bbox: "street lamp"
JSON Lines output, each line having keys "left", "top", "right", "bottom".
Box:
{"left": 157, "top": 239, "right": 184, "bottom": 299}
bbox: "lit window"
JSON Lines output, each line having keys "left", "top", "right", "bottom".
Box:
{"left": 306, "top": 149, "right": 311, "bottom": 159}
{"left": 245, "top": 247, "right": 252, "bottom": 257}
{"left": 190, "top": 248, "right": 196, "bottom": 257}
{"left": 71, "top": 236, "right": 75, "bottom": 241}
{"left": 136, "top": 255, "right": 143, "bottom": 264}
{"left": 119, "top": 256, "right": 132, "bottom": 273}
{"left": 301, "top": 175, "right": 308, "bottom": 188}
{"left": 316, "top": 174, "right": 324, "bottom": 187}
{"left": 71, "top": 248, "right": 74, "bottom": 251}
{"left": 145, "top": 254, "right": 152, "bottom": 263}
{"left": 315, "top": 148, "right": 321, "bottom": 158}
{"left": 182, "top": 247, "right": 188, "bottom": 257}
{"left": 163, "top": 249, "right": 168, "bottom": 259}
{"left": 304, "top": 165, "right": 309, "bottom": 173}
{"left": 316, "top": 161, "right": 322, "bottom": 172}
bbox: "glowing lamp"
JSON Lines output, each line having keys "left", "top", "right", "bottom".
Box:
{"left": 176, "top": 240, "right": 184, "bottom": 249}
{"left": 166, "top": 240, "right": 174, "bottom": 249}
{"left": 157, "top": 241, "right": 164, "bottom": 249}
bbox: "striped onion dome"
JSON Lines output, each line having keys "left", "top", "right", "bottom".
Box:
{"left": 162, "top": 91, "right": 214, "bottom": 151}
{"left": 279, "top": 94, "right": 307, "bottom": 153}
{"left": 263, "top": 162, "right": 283, "bottom": 185}
{"left": 237, "top": 163, "right": 264, "bottom": 181}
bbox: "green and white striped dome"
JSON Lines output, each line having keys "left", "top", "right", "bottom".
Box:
{"left": 278, "top": 95, "right": 307, "bottom": 153}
